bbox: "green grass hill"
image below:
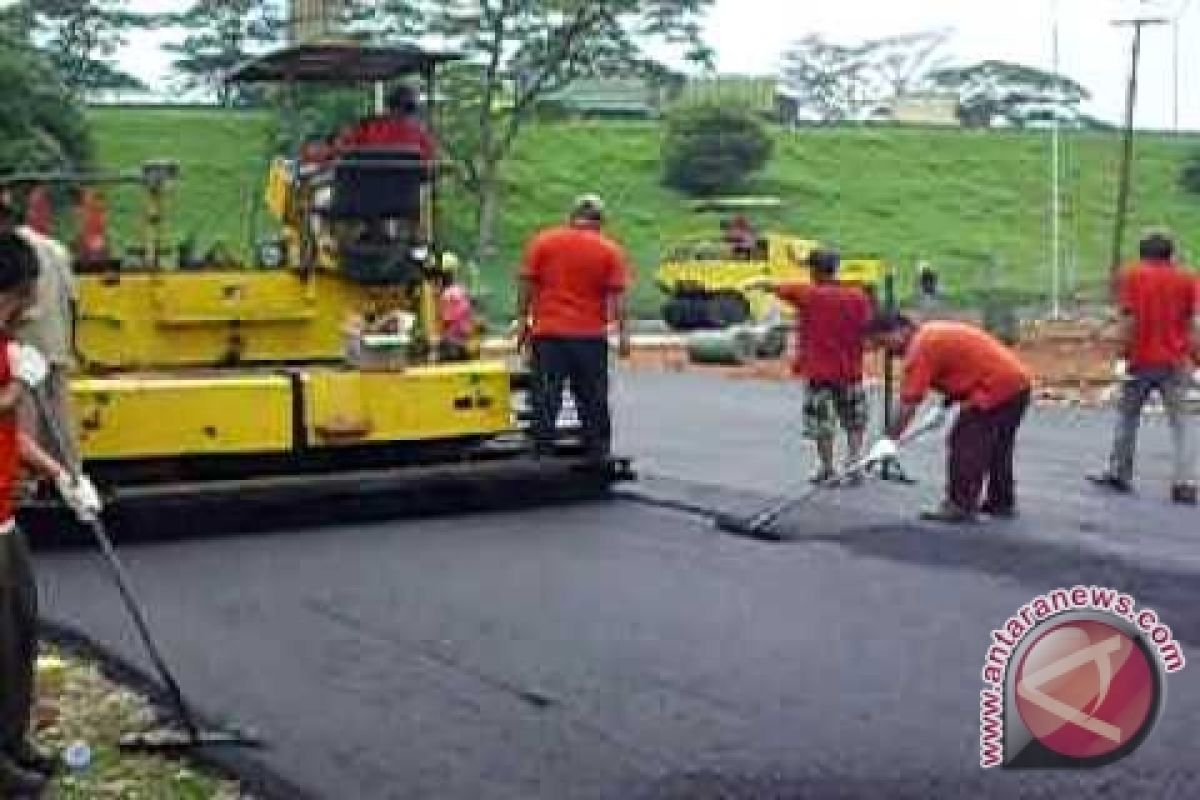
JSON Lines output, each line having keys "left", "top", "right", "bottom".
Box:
{"left": 88, "top": 108, "right": 1200, "bottom": 319}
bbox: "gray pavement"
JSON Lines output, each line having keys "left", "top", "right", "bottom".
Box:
{"left": 34, "top": 369, "right": 1200, "bottom": 799}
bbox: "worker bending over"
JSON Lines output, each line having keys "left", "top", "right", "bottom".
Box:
{"left": 0, "top": 233, "right": 100, "bottom": 796}
{"left": 1088, "top": 232, "right": 1198, "bottom": 505}
{"left": 744, "top": 248, "right": 873, "bottom": 485}
{"left": 0, "top": 201, "right": 81, "bottom": 473}
{"left": 517, "top": 195, "right": 631, "bottom": 463}
{"left": 866, "top": 315, "right": 1033, "bottom": 523}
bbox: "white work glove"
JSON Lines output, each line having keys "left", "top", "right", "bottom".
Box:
{"left": 914, "top": 403, "right": 948, "bottom": 433}
{"left": 1113, "top": 359, "right": 1129, "bottom": 381}
{"left": 56, "top": 473, "right": 103, "bottom": 522}
{"left": 6, "top": 342, "right": 48, "bottom": 388}
{"left": 865, "top": 437, "right": 899, "bottom": 466}
{"left": 1191, "top": 367, "right": 1200, "bottom": 387}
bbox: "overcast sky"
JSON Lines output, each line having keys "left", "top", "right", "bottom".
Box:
{"left": 112, "top": 0, "right": 1198, "bottom": 129}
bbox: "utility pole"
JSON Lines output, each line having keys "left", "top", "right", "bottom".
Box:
{"left": 1109, "top": 15, "right": 1168, "bottom": 293}
{"left": 1175, "top": 0, "right": 1194, "bottom": 132}
{"left": 1050, "top": 0, "right": 1062, "bottom": 318}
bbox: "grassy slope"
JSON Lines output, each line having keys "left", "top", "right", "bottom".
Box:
{"left": 89, "top": 108, "right": 1200, "bottom": 317}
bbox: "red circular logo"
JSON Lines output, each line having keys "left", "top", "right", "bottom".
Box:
{"left": 1014, "top": 619, "right": 1158, "bottom": 760}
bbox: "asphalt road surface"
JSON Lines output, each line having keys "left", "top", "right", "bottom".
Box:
{"left": 36, "top": 370, "right": 1200, "bottom": 799}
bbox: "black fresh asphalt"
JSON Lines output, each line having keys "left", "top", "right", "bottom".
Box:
{"left": 35, "top": 370, "right": 1200, "bottom": 799}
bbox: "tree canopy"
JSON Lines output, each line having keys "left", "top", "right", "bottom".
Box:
{"left": 929, "top": 60, "right": 1091, "bottom": 129}
{"left": 165, "top": 0, "right": 286, "bottom": 106}
{"left": 0, "top": 20, "right": 91, "bottom": 172}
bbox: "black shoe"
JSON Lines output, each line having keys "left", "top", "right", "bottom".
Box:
{"left": 9, "top": 742, "right": 58, "bottom": 776}
{"left": 980, "top": 503, "right": 1018, "bottom": 519}
{"left": 919, "top": 501, "right": 976, "bottom": 524}
{"left": 1172, "top": 484, "right": 1198, "bottom": 506}
{"left": 1087, "top": 473, "right": 1133, "bottom": 493}
{"left": 0, "top": 756, "right": 47, "bottom": 797}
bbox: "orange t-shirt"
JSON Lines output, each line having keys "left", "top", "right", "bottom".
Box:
{"left": 0, "top": 337, "right": 18, "bottom": 523}
{"left": 1117, "top": 262, "right": 1197, "bottom": 370}
{"left": 776, "top": 282, "right": 872, "bottom": 384}
{"left": 520, "top": 225, "right": 630, "bottom": 338}
{"left": 901, "top": 321, "right": 1032, "bottom": 411}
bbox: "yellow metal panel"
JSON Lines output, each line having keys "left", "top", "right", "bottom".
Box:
{"left": 72, "top": 375, "right": 294, "bottom": 460}
{"left": 76, "top": 271, "right": 382, "bottom": 369}
{"left": 302, "top": 362, "right": 513, "bottom": 447}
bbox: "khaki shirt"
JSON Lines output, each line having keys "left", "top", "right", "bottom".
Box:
{"left": 16, "top": 226, "right": 76, "bottom": 367}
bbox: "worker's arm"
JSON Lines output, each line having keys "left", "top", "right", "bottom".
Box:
{"left": 515, "top": 276, "right": 534, "bottom": 354}
{"left": 610, "top": 290, "right": 630, "bottom": 358}
{"left": 1116, "top": 311, "right": 1134, "bottom": 361}
{"left": 18, "top": 430, "right": 68, "bottom": 484}
{"left": 0, "top": 382, "right": 20, "bottom": 415}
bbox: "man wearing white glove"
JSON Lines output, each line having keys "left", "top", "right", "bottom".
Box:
{"left": 0, "top": 231, "right": 102, "bottom": 795}
{"left": 1087, "top": 232, "right": 1197, "bottom": 505}
{"left": 867, "top": 313, "right": 1032, "bottom": 523}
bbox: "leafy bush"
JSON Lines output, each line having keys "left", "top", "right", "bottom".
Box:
{"left": 1178, "top": 150, "right": 1200, "bottom": 196}
{"left": 0, "top": 25, "right": 90, "bottom": 172}
{"left": 662, "top": 102, "right": 773, "bottom": 196}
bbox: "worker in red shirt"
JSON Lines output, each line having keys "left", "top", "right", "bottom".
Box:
{"left": 744, "top": 248, "right": 873, "bottom": 485}
{"left": 517, "top": 195, "right": 631, "bottom": 463}
{"left": 1088, "top": 232, "right": 1198, "bottom": 505}
{"left": 0, "top": 232, "right": 101, "bottom": 795}
{"left": 335, "top": 85, "right": 436, "bottom": 162}
{"left": 866, "top": 315, "right": 1033, "bottom": 523}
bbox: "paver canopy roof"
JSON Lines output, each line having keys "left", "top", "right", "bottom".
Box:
{"left": 226, "top": 42, "right": 459, "bottom": 84}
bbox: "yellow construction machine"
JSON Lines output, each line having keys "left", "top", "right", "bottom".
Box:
{"left": 656, "top": 200, "right": 887, "bottom": 330}
{"left": 17, "top": 42, "right": 630, "bottom": 535}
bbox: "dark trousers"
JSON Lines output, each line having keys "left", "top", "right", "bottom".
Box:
{"left": 530, "top": 337, "right": 611, "bottom": 458}
{"left": 946, "top": 389, "right": 1031, "bottom": 513}
{"left": 0, "top": 529, "right": 36, "bottom": 754}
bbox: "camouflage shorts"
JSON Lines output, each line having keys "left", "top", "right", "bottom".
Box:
{"left": 803, "top": 382, "right": 869, "bottom": 440}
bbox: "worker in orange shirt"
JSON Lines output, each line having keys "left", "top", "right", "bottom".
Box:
{"left": 1088, "top": 232, "right": 1198, "bottom": 505}
{"left": 743, "top": 248, "right": 874, "bottom": 485}
{"left": 336, "top": 85, "right": 436, "bottom": 161}
{"left": 866, "top": 315, "right": 1033, "bottom": 523}
{"left": 517, "top": 194, "right": 631, "bottom": 463}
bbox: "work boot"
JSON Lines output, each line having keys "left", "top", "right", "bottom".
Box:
{"left": 1172, "top": 484, "right": 1198, "bottom": 506}
{"left": 919, "top": 500, "right": 975, "bottom": 524}
{"left": 0, "top": 756, "right": 47, "bottom": 797}
{"left": 979, "top": 502, "right": 1018, "bottom": 519}
{"left": 809, "top": 466, "right": 836, "bottom": 486}
{"left": 1087, "top": 472, "right": 1133, "bottom": 493}
{"left": 9, "top": 741, "right": 59, "bottom": 776}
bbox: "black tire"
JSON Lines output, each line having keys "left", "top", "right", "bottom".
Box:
{"left": 709, "top": 291, "right": 751, "bottom": 327}
{"left": 662, "top": 297, "right": 690, "bottom": 331}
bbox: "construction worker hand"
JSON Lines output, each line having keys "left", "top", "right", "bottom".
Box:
{"left": 915, "top": 404, "right": 947, "bottom": 433}
{"left": 55, "top": 473, "right": 103, "bottom": 522}
{"left": 740, "top": 277, "right": 772, "bottom": 292}
{"left": 865, "top": 437, "right": 899, "bottom": 466}
{"left": 617, "top": 331, "right": 633, "bottom": 360}
{"left": 7, "top": 342, "right": 48, "bottom": 388}
{"left": 1113, "top": 359, "right": 1129, "bottom": 381}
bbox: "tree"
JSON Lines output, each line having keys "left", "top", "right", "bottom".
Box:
{"left": 353, "top": 0, "right": 714, "bottom": 260}
{"left": 165, "top": 0, "right": 286, "bottom": 106}
{"left": 17, "top": 0, "right": 154, "bottom": 92}
{"left": 0, "top": 22, "right": 90, "bottom": 171}
{"left": 662, "top": 103, "right": 773, "bottom": 195}
{"left": 779, "top": 35, "right": 874, "bottom": 123}
{"left": 779, "top": 29, "right": 951, "bottom": 123}
{"left": 929, "top": 60, "right": 1090, "bottom": 129}
{"left": 1179, "top": 151, "right": 1200, "bottom": 196}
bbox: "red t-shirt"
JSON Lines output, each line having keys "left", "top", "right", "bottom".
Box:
{"left": 901, "top": 321, "right": 1032, "bottom": 410}
{"left": 0, "top": 337, "right": 19, "bottom": 523}
{"left": 1117, "top": 261, "right": 1197, "bottom": 370}
{"left": 776, "top": 282, "right": 872, "bottom": 384}
{"left": 521, "top": 225, "right": 630, "bottom": 338}
{"left": 337, "top": 116, "right": 437, "bottom": 161}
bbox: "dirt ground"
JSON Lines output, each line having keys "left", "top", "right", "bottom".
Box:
{"left": 623, "top": 317, "right": 1122, "bottom": 408}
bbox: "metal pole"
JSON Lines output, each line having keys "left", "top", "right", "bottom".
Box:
{"left": 1110, "top": 17, "right": 1167, "bottom": 294}
{"left": 881, "top": 269, "right": 896, "bottom": 481}
{"left": 1050, "top": 0, "right": 1062, "bottom": 317}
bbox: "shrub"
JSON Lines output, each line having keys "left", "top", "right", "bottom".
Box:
{"left": 1178, "top": 150, "right": 1200, "bottom": 196}
{"left": 662, "top": 102, "right": 773, "bottom": 196}
{"left": 0, "top": 26, "right": 90, "bottom": 172}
